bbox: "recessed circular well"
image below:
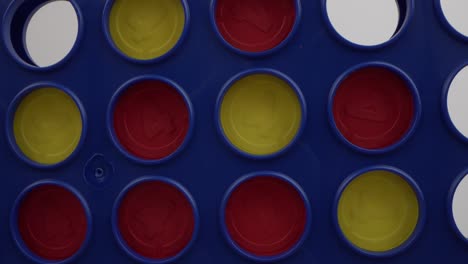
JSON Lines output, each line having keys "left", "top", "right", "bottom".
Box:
{"left": 446, "top": 65, "right": 468, "bottom": 140}
{"left": 223, "top": 174, "right": 308, "bottom": 259}
{"left": 4, "top": 0, "right": 81, "bottom": 68}
{"left": 107, "top": 0, "right": 187, "bottom": 61}
{"left": 115, "top": 178, "right": 196, "bottom": 261}
{"left": 111, "top": 78, "right": 191, "bottom": 162}
{"left": 450, "top": 173, "right": 468, "bottom": 242}
{"left": 14, "top": 183, "right": 90, "bottom": 261}
{"left": 25, "top": 0, "right": 79, "bottom": 67}
{"left": 325, "top": 0, "right": 408, "bottom": 47}
{"left": 331, "top": 65, "right": 417, "bottom": 152}
{"left": 218, "top": 71, "right": 304, "bottom": 157}
{"left": 12, "top": 87, "right": 84, "bottom": 166}
{"left": 213, "top": 0, "right": 298, "bottom": 53}
{"left": 439, "top": 0, "right": 468, "bottom": 38}
{"left": 337, "top": 169, "right": 421, "bottom": 254}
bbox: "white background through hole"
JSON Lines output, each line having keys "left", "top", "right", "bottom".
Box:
{"left": 326, "top": 0, "right": 400, "bottom": 46}
{"left": 441, "top": 0, "right": 468, "bottom": 37}
{"left": 25, "top": 0, "right": 78, "bottom": 67}
{"left": 447, "top": 66, "right": 468, "bottom": 138}
{"left": 453, "top": 174, "right": 468, "bottom": 238}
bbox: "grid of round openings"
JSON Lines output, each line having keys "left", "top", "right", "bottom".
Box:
{"left": 214, "top": 0, "right": 297, "bottom": 53}
{"left": 12, "top": 87, "right": 83, "bottom": 166}
{"left": 337, "top": 170, "right": 420, "bottom": 254}
{"left": 331, "top": 65, "right": 416, "bottom": 151}
{"left": 223, "top": 175, "right": 308, "bottom": 259}
{"left": 116, "top": 180, "right": 196, "bottom": 260}
{"left": 7, "top": 0, "right": 79, "bottom": 68}
{"left": 440, "top": 0, "right": 468, "bottom": 37}
{"left": 107, "top": 0, "right": 186, "bottom": 61}
{"left": 2, "top": 0, "right": 467, "bottom": 261}
{"left": 219, "top": 72, "right": 303, "bottom": 157}
{"left": 15, "top": 184, "right": 89, "bottom": 261}
{"left": 451, "top": 174, "right": 468, "bottom": 241}
{"left": 446, "top": 66, "right": 468, "bottom": 139}
{"left": 325, "top": 0, "right": 406, "bottom": 46}
{"left": 111, "top": 78, "right": 191, "bottom": 162}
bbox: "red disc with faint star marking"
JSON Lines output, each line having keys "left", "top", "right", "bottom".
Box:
{"left": 113, "top": 79, "right": 190, "bottom": 160}
{"left": 117, "top": 180, "right": 196, "bottom": 260}
{"left": 215, "top": 0, "right": 296, "bottom": 52}
{"left": 332, "top": 66, "right": 415, "bottom": 150}
{"left": 17, "top": 185, "right": 88, "bottom": 261}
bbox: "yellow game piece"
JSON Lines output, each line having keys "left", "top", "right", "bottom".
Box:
{"left": 109, "top": 0, "right": 185, "bottom": 60}
{"left": 338, "top": 170, "right": 420, "bottom": 252}
{"left": 13, "top": 88, "right": 83, "bottom": 165}
{"left": 220, "top": 73, "right": 302, "bottom": 156}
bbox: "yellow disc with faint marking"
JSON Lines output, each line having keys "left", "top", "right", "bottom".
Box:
{"left": 219, "top": 73, "right": 303, "bottom": 156}
{"left": 13, "top": 88, "right": 83, "bottom": 165}
{"left": 109, "top": 0, "right": 185, "bottom": 60}
{"left": 338, "top": 170, "right": 420, "bottom": 252}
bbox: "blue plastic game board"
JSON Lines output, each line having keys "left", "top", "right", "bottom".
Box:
{"left": 1, "top": 0, "right": 468, "bottom": 263}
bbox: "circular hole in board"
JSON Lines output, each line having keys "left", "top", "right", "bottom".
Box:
{"left": 9, "top": 86, "right": 85, "bottom": 167}
{"left": 325, "top": 0, "right": 408, "bottom": 47}
{"left": 440, "top": 0, "right": 468, "bottom": 38}
{"left": 446, "top": 66, "right": 468, "bottom": 140}
{"left": 109, "top": 76, "right": 193, "bottom": 164}
{"left": 106, "top": 0, "right": 188, "bottom": 62}
{"left": 12, "top": 181, "right": 91, "bottom": 262}
{"left": 217, "top": 70, "right": 306, "bottom": 158}
{"left": 212, "top": 0, "right": 299, "bottom": 54}
{"left": 113, "top": 177, "right": 198, "bottom": 263}
{"left": 25, "top": 0, "right": 79, "bottom": 67}
{"left": 451, "top": 173, "right": 468, "bottom": 242}
{"left": 222, "top": 173, "right": 310, "bottom": 261}
{"left": 336, "top": 168, "right": 424, "bottom": 256}
{"left": 330, "top": 63, "right": 420, "bottom": 153}
{"left": 4, "top": 0, "right": 80, "bottom": 69}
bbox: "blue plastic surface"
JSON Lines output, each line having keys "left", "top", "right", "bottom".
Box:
{"left": 0, "top": 0, "right": 467, "bottom": 263}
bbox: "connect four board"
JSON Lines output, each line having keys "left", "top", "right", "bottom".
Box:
{"left": 1, "top": 0, "right": 468, "bottom": 263}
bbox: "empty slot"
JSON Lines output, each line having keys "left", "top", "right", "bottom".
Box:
{"left": 325, "top": 0, "right": 407, "bottom": 47}
{"left": 5, "top": 0, "right": 80, "bottom": 68}
{"left": 446, "top": 66, "right": 468, "bottom": 139}
{"left": 452, "top": 174, "right": 468, "bottom": 241}
{"left": 440, "top": 0, "right": 468, "bottom": 37}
